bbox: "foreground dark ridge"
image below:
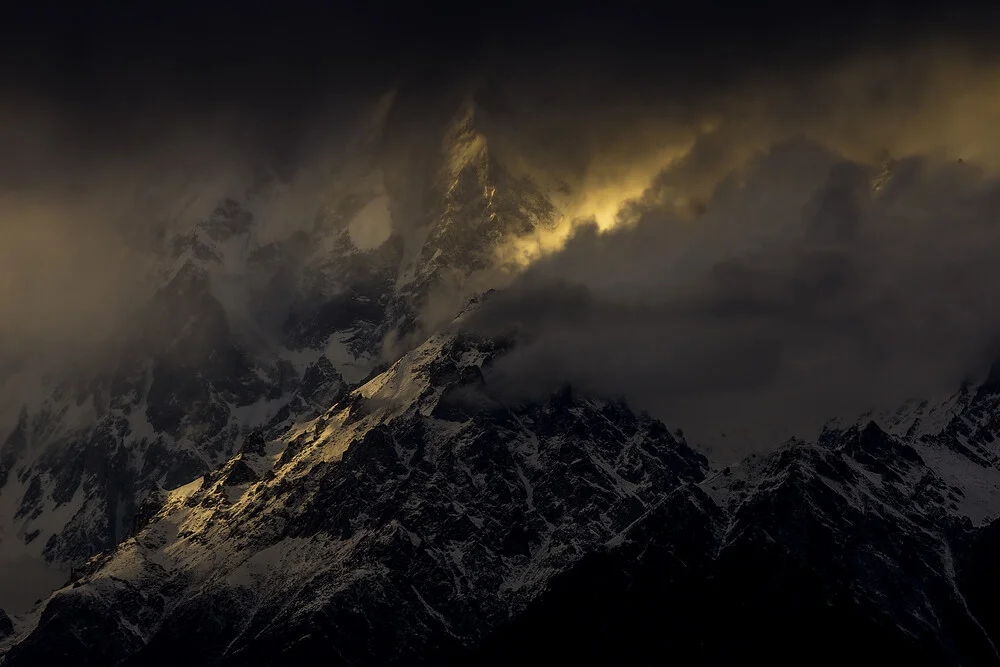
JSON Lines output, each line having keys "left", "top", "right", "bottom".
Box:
{"left": 1, "top": 333, "right": 708, "bottom": 664}
{"left": 6, "top": 331, "right": 1000, "bottom": 665}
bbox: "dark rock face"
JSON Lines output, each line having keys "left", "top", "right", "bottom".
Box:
{"left": 0, "top": 609, "right": 12, "bottom": 640}
{"left": 142, "top": 263, "right": 271, "bottom": 439}
{"left": 457, "top": 422, "right": 1000, "bottom": 667}
{"left": 3, "top": 584, "right": 146, "bottom": 666}
{"left": 279, "top": 232, "right": 403, "bottom": 353}
{"left": 238, "top": 430, "right": 267, "bottom": 457}
{"left": 297, "top": 356, "right": 347, "bottom": 408}
{"left": 462, "top": 504, "right": 959, "bottom": 666}
{"left": 222, "top": 458, "right": 260, "bottom": 486}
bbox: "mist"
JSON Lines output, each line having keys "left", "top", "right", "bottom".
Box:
{"left": 460, "top": 44, "right": 1000, "bottom": 461}
{"left": 2, "top": 6, "right": 1000, "bottom": 464}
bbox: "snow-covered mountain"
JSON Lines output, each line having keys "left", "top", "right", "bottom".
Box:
{"left": 0, "top": 87, "right": 560, "bottom": 612}
{"left": 12, "top": 322, "right": 1000, "bottom": 665}
{"left": 9, "top": 88, "right": 1000, "bottom": 666}
{"left": 0, "top": 330, "right": 707, "bottom": 664}
{"left": 460, "top": 380, "right": 1000, "bottom": 666}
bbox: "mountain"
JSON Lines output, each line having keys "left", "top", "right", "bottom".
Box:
{"left": 10, "top": 86, "right": 1000, "bottom": 666}
{"left": 0, "top": 88, "right": 559, "bottom": 614}
{"left": 460, "top": 384, "right": 1000, "bottom": 666}
{"left": 12, "top": 324, "right": 1000, "bottom": 665}
{"left": 0, "top": 331, "right": 707, "bottom": 665}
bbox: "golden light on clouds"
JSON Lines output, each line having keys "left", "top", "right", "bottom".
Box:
{"left": 492, "top": 44, "right": 1000, "bottom": 277}
{"left": 496, "top": 138, "right": 698, "bottom": 268}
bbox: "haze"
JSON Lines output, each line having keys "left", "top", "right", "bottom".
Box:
{"left": 2, "top": 3, "right": 1000, "bottom": 462}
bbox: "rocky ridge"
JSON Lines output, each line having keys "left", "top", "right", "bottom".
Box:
{"left": 0, "top": 90, "right": 559, "bottom": 604}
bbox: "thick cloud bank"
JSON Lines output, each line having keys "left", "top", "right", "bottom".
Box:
{"left": 464, "top": 138, "right": 1000, "bottom": 459}
{"left": 3, "top": 11, "right": 1000, "bottom": 460}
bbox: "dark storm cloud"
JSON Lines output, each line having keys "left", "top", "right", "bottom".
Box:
{"left": 3, "top": 0, "right": 1000, "bottom": 455}
{"left": 462, "top": 141, "right": 1000, "bottom": 460}
{"left": 3, "top": 1, "right": 997, "bottom": 181}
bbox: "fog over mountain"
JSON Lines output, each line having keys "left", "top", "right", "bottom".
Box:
{"left": 4, "top": 3, "right": 1000, "bottom": 663}
{"left": 7, "top": 32, "right": 1000, "bottom": 452}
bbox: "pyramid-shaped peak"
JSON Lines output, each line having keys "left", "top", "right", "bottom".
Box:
{"left": 442, "top": 96, "right": 491, "bottom": 177}
{"left": 444, "top": 92, "right": 492, "bottom": 141}
{"left": 445, "top": 76, "right": 506, "bottom": 136}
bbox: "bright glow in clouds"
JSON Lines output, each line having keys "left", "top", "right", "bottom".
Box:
{"left": 565, "top": 141, "right": 699, "bottom": 230}
{"left": 490, "top": 47, "right": 1000, "bottom": 275}
{"left": 496, "top": 139, "right": 698, "bottom": 268}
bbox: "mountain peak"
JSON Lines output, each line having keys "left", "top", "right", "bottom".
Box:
{"left": 1, "top": 329, "right": 709, "bottom": 665}
{"left": 442, "top": 97, "right": 491, "bottom": 178}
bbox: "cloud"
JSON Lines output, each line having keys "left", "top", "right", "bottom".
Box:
{"left": 462, "top": 136, "right": 1000, "bottom": 461}
{"left": 4, "top": 21, "right": 1000, "bottom": 462}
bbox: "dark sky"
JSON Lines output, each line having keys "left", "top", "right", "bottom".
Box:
{"left": 6, "top": 1, "right": 1000, "bottom": 108}
{"left": 2, "top": 0, "right": 997, "bottom": 170}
